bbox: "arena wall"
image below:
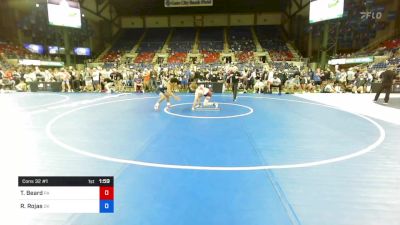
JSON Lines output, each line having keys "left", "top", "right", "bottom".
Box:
{"left": 121, "top": 13, "right": 282, "bottom": 28}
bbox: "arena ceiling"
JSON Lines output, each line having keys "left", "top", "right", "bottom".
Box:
{"left": 109, "top": 0, "right": 283, "bottom": 16}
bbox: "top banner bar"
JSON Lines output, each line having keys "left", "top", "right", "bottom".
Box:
{"left": 165, "top": 0, "right": 213, "bottom": 7}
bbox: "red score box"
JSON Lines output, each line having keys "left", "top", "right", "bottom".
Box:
{"left": 99, "top": 186, "right": 114, "bottom": 200}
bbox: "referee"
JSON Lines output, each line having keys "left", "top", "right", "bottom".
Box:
{"left": 374, "top": 65, "right": 397, "bottom": 104}
{"left": 230, "top": 66, "right": 241, "bottom": 102}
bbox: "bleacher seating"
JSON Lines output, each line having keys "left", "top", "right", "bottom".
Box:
{"left": 256, "top": 26, "right": 293, "bottom": 61}
{"left": 167, "top": 28, "right": 195, "bottom": 63}
{"left": 101, "top": 29, "right": 144, "bottom": 62}
{"left": 199, "top": 27, "right": 224, "bottom": 52}
{"left": 382, "top": 39, "right": 400, "bottom": 50}
{"left": 236, "top": 52, "right": 254, "bottom": 63}
{"left": 372, "top": 62, "right": 388, "bottom": 70}
{"left": 202, "top": 51, "right": 220, "bottom": 64}
{"left": 134, "top": 52, "right": 155, "bottom": 63}
{"left": 0, "top": 42, "right": 30, "bottom": 59}
{"left": 228, "top": 27, "right": 255, "bottom": 63}
{"left": 228, "top": 27, "right": 256, "bottom": 52}
{"left": 371, "top": 56, "right": 400, "bottom": 72}
{"left": 168, "top": 52, "right": 187, "bottom": 64}
{"left": 101, "top": 52, "right": 121, "bottom": 63}
{"left": 137, "top": 28, "right": 170, "bottom": 53}
{"left": 199, "top": 27, "right": 224, "bottom": 64}
{"left": 128, "top": 63, "right": 154, "bottom": 71}
{"left": 273, "top": 62, "right": 299, "bottom": 71}
{"left": 169, "top": 28, "right": 195, "bottom": 52}
{"left": 388, "top": 57, "right": 400, "bottom": 65}
{"left": 112, "top": 29, "right": 144, "bottom": 52}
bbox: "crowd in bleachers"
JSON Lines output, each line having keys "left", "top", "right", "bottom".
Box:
{"left": 1, "top": 59, "right": 399, "bottom": 95}
{"left": 3, "top": 21, "right": 400, "bottom": 94}
{"left": 2, "top": 30, "right": 400, "bottom": 94}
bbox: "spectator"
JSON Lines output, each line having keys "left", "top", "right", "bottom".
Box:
{"left": 253, "top": 73, "right": 264, "bottom": 94}
{"left": 134, "top": 74, "right": 143, "bottom": 93}
{"left": 15, "top": 78, "right": 28, "bottom": 92}
{"left": 365, "top": 72, "right": 373, "bottom": 93}
{"left": 59, "top": 69, "right": 71, "bottom": 92}
{"left": 269, "top": 75, "right": 282, "bottom": 95}
{"left": 285, "top": 75, "right": 301, "bottom": 94}
{"left": 323, "top": 81, "right": 335, "bottom": 93}
{"left": 352, "top": 74, "right": 366, "bottom": 93}
{"left": 312, "top": 68, "right": 322, "bottom": 90}
{"left": 347, "top": 68, "right": 355, "bottom": 85}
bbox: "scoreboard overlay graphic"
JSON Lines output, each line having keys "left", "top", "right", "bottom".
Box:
{"left": 18, "top": 176, "right": 114, "bottom": 213}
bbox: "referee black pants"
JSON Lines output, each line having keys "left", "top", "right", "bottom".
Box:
{"left": 374, "top": 84, "right": 392, "bottom": 103}
{"left": 232, "top": 83, "right": 239, "bottom": 101}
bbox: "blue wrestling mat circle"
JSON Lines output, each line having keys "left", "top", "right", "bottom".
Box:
{"left": 45, "top": 94, "right": 384, "bottom": 171}
{"left": 164, "top": 102, "right": 254, "bottom": 119}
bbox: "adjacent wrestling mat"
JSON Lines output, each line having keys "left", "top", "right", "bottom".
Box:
{"left": 2, "top": 93, "right": 400, "bottom": 225}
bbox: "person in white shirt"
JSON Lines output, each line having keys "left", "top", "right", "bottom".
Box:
{"left": 44, "top": 70, "right": 53, "bottom": 82}
{"left": 92, "top": 68, "right": 101, "bottom": 91}
{"left": 60, "top": 68, "right": 71, "bottom": 92}
{"left": 102, "top": 68, "right": 111, "bottom": 80}
{"left": 270, "top": 75, "right": 282, "bottom": 95}
{"left": 249, "top": 70, "right": 256, "bottom": 90}
{"left": 83, "top": 68, "right": 94, "bottom": 92}
{"left": 265, "top": 69, "right": 275, "bottom": 93}
{"left": 192, "top": 84, "right": 218, "bottom": 111}
{"left": 25, "top": 70, "right": 37, "bottom": 83}
{"left": 253, "top": 74, "right": 264, "bottom": 94}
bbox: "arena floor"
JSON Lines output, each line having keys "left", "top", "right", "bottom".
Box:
{"left": 1, "top": 92, "right": 400, "bottom": 225}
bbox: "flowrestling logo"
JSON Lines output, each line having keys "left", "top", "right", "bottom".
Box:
{"left": 360, "top": 11, "right": 383, "bottom": 20}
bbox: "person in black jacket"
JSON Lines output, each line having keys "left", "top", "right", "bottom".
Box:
{"left": 374, "top": 66, "right": 397, "bottom": 104}
{"left": 228, "top": 66, "right": 241, "bottom": 102}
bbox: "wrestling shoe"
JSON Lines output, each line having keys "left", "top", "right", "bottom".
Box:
{"left": 154, "top": 103, "right": 159, "bottom": 111}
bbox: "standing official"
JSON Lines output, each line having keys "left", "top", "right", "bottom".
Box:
{"left": 374, "top": 66, "right": 397, "bottom": 104}
{"left": 229, "top": 66, "right": 241, "bottom": 102}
